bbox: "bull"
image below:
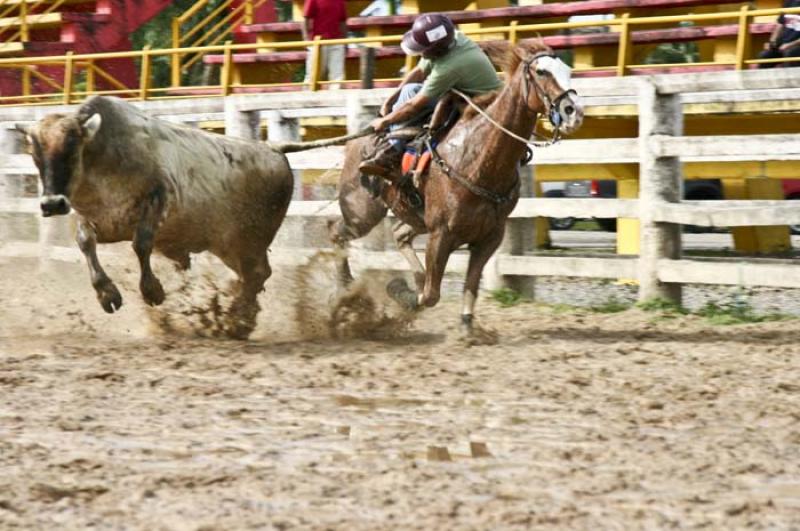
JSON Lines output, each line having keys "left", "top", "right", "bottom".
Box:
{"left": 18, "top": 95, "right": 367, "bottom": 338}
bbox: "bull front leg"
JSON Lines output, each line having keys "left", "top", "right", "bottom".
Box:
{"left": 77, "top": 219, "right": 123, "bottom": 313}
{"left": 133, "top": 186, "right": 167, "bottom": 306}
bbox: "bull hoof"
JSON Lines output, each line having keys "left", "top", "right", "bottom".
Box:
{"left": 386, "top": 278, "right": 418, "bottom": 311}
{"left": 141, "top": 277, "right": 166, "bottom": 306}
{"left": 96, "top": 282, "right": 123, "bottom": 314}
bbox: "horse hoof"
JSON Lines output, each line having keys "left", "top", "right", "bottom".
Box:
{"left": 97, "top": 282, "right": 123, "bottom": 314}
{"left": 141, "top": 277, "right": 166, "bottom": 306}
{"left": 386, "top": 278, "right": 418, "bottom": 311}
{"left": 460, "top": 314, "right": 474, "bottom": 335}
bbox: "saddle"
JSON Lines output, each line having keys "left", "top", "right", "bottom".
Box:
{"left": 380, "top": 94, "right": 463, "bottom": 208}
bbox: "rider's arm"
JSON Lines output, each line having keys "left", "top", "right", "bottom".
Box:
{"left": 378, "top": 91, "right": 433, "bottom": 128}
{"left": 381, "top": 66, "right": 426, "bottom": 116}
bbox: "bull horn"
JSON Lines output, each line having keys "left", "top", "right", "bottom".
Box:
{"left": 82, "top": 113, "right": 102, "bottom": 141}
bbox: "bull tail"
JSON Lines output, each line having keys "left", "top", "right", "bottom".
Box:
{"left": 271, "top": 127, "right": 374, "bottom": 154}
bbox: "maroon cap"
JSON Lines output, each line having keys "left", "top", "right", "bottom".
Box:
{"left": 401, "top": 13, "right": 456, "bottom": 57}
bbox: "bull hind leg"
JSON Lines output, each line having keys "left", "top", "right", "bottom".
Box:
{"left": 226, "top": 248, "right": 272, "bottom": 339}
{"left": 133, "top": 186, "right": 167, "bottom": 306}
{"left": 327, "top": 205, "right": 388, "bottom": 287}
{"left": 76, "top": 219, "right": 122, "bottom": 313}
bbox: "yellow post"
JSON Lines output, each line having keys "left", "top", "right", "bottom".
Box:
{"left": 86, "top": 61, "right": 95, "bottom": 93}
{"left": 308, "top": 35, "right": 322, "bottom": 91}
{"left": 616, "top": 14, "right": 632, "bottom": 77}
{"left": 734, "top": 5, "right": 752, "bottom": 70}
{"left": 617, "top": 178, "right": 640, "bottom": 255}
{"left": 20, "top": 0, "right": 28, "bottom": 41}
{"left": 725, "top": 177, "right": 791, "bottom": 254}
{"left": 63, "top": 52, "right": 74, "bottom": 104}
{"left": 140, "top": 45, "right": 152, "bottom": 100}
{"left": 508, "top": 20, "right": 518, "bottom": 45}
{"left": 171, "top": 18, "right": 181, "bottom": 87}
{"left": 21, "top": 66, "right": 31, "bottom": 97}
{"left": 221, "top": 40, "right": 233, "bottom": 96}
{"left": 404, "top": 53, "right": 415, "bottom": 76}
{"left": 244, "top": 0, "right": 254, "bottom": 24}
{"left": 533, "top": 179, "right": 551, "bottom": 249}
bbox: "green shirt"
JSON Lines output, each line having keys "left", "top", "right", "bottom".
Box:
{"left": 417, "top": 32, "right": 503, "bottom": 99}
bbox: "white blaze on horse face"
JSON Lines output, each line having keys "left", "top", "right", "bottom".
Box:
{"left": 536, "top": 56, "right": 573, "bottom": 92}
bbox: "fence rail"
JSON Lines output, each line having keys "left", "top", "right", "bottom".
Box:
{"left": 2, "top": 68, "right": 800, "bottom": 304}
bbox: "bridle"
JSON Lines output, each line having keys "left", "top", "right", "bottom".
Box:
{"left": 522, "top": 52, "right": 578, "bottom": 133}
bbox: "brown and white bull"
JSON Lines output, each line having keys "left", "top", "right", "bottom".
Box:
{"left": 18, "top": 95, "right": 366, "bottom": 338}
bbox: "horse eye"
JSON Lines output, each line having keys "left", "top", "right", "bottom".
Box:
{"left": 535, "top": 68, "right": 547, "bottom": 76}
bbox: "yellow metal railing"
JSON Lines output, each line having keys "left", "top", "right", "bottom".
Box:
{"left": 171, "top": 0, "right": 268, "bottom": 86}
{"left": 0, "top": 0, "right": 67, "bottom": 43}
{"left": 1, "top": 5, "right": 799, "bottom": 105}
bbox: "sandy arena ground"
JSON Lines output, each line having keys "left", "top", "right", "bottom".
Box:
{"left": 1, "top": 251, "right": 799, "bottom": 530}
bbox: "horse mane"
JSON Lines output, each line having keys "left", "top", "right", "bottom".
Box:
{"left": 461, "top": 38, "right": 552, "bottom": 119}
{"left": 477, "top": 37, "right": 552, "bottom": 78}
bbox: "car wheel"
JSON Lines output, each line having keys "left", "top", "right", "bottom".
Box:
{"left": 596, "top": 218, "right": 617, "bottom": 232}
{"left": 549, "top": 217, "right": 576, "bottom": 231}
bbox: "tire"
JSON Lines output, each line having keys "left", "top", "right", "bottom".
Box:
{"left": 549, "top": 217, "right": 576, "bottom": 231}
{"left": 596, "top": 218, "right": 617, "bottom": 232}
{"left": 544, "top": 189, "right": 575, "bottom": 231}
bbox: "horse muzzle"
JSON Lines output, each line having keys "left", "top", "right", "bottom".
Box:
{"left": 40, "top": 194, "right": 71, "bottom": 217}
{"left": 555, "top": 93, "right": 584, "bottom": 135}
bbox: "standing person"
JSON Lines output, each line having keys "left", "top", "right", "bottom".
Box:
{"left": 759, "top": 0, "right": 800, "bottom": 68}
{"left": 359, "top": 13, "right": 502, "bottom": 180}
{"left": 302, "top": 0, "right": 348, "bottom": 89}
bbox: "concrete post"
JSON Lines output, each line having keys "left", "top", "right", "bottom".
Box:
{"left": 637, "top": 79, "right": 683, "bottom": 304}
{"left": 485, "top": 217, "right": 535, "bottom": 297}
{"left": 266, "top": 110, "right": 301, "bottom": 198}
{"left": 224, "top": 97, "right": 260, "bottom": 141}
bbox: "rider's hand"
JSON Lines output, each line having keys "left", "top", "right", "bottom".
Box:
{"left": 370, "top": 116, "right": 390, "bottom": 132}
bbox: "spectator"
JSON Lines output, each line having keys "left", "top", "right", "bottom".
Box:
{"left": 301, "top": 0, "right": 348, "bottom": 89}
{"left": 759, "top": 0, "right": 800, "bottom": 68}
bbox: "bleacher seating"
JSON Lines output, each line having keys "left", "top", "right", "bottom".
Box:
{"left": 203, "top": 0, "right": 780, "bottom": 89}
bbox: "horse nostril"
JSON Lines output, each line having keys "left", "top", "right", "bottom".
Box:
{"left": 564, "top": 105, "right": 575, "bottom": 116}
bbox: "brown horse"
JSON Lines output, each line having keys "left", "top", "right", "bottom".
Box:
{"left": 329, "top": 40, "right": 584, "bottom": 334}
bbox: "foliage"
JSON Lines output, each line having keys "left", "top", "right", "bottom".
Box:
{"left": 590, "top": 297, "right": 630, "bottom": 313}
{"left": 644, "top": 22, "right": 700, "bottom": 65}
{"left": 636, "top": 297, "right": 688, "bottom": 315}
{"left": 695, "top": 298, "right": 791, "bottom": 326}
{"left": 490, "top": 288, "right": 525, "bottom": 307}
{"left": 131, "top": 0, "right": 229, "bottom": 88}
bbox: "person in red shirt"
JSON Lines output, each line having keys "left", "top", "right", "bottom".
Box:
{"left": 301, "top": 0, "right": 348, "bottom": 89}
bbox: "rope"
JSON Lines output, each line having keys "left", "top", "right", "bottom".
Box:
{"left": 450, "top": 88, "right": 561, "bottom": 148}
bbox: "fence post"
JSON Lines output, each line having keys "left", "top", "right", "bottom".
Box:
{"left": 267, "top": 110, "right": 301, "bottom": 198}
{"left": 359, "top": 47, "right": 375, "bottom": 89}
{"left": 221, "top": 40, "right": 234, "bottom": 96}
{"left": 224, "top": 97, "right": 260, "bottom": 141}
{"left": 616, "top": 14, "right": 632, "bottom": 77}
{"left": 63, "top": 52, "right": 74, "bottom": 104}
{"left": 308, "top": 36, "right": 322, "bottom": 91}
{"left": 485, "top": 218, "right": 535, "bottom": 298}
{"left": 637, "top": 78, "right": 683, "bottom": 304}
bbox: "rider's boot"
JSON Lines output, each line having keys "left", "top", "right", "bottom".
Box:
{"left": 359, "top": 139, "right": 403, "bottom": 182}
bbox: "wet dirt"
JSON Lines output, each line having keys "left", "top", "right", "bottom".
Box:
{"left": 1, "top": 254, "right": 799, "bottom": 529}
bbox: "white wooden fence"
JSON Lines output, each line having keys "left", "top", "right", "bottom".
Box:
{"left": 2, "top": 69, "right": 800, "bottom": 304}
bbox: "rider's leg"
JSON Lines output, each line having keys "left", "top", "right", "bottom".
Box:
{"left": 360, "top": 83, "right": 436, "bottom": 180}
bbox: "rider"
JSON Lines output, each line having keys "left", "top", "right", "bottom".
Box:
{"left": 359, "top": 13, "right": 503, "bottom": 180}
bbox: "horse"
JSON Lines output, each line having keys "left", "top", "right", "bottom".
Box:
{"left": 328, "top": 40, "right": 584, "bottom": 335}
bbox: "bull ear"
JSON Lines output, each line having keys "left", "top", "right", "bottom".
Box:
{"left": 82, "top": 113, "right": 102, "bottom": 141}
